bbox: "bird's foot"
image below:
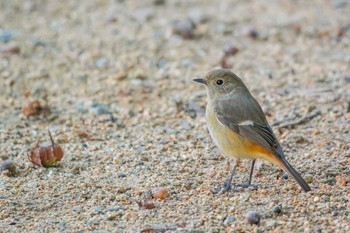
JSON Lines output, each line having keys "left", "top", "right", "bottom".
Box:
{"left": 211, "top": 182, "right": 239, "bottom": 194}
{"left": 236, "top": 183, "right": 260, "bottom": 189}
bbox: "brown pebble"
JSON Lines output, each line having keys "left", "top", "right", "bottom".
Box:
{"left": 224, "top": 45, "right": 239, "bottom": 56}
{"left": 0, "top": 42, "right": 20, "bottom": 56}
{"left": 153, "top": 188, "right": 169, "bottom": 200}
{"left": 246, "top": 211, "right": 261, "bottom": 225}
{"left": 243, "top": 26, "right": 259, "bottom": 39}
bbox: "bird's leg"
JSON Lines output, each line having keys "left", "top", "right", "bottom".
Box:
{"left": 237, "top": 159, "right": 260, "bottom": 188}
{"left": 222, "top": 162, "right": 237, "bottom": 192}
{"left": 248, "top": 159, "right": 256, "bottom": 185}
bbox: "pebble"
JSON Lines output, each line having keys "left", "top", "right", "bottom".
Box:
{"left": 246, "top": 211, "right": 261, "bottom": 225}
{"left": 107, "top": 213, "right": 119, "bottom": 220}
{"left": 224, "top": 44, "right": 239, "bottom": 56}
{"left": 242, "top": 26, "right": 259, "bottom": 39}
{"left": 180, "top": 122, "right": 191, "bottom": 130}
{"left": 107, "top": 207, "right": 124, "bottom": 212}
{"left": 93, "top": 206, "right": 103, "bottom": 214}
{"left": 172, "top": 19, "right": 196, "bottom": 39}
{"left": 136, "top": 146, "right": 145, "bottom": 153}
{"left": 105, "top": 9, "right": 118, "bottom": 24}
{"left": 153, "top": 0, "right": 166, "bottom": 5}
{"left": 224, "top": 215, "right": 235, "bottom": 225}
{"left": 0, "top": 30, "right": 17, "bottom": 42}
{"left": 72, "top": 206, "right": 82, "bottom": 213}
{"left": 304, "top": 174, "right": 314, "bottom": 184}
{"left": 331, "top": 210, "right": 339, "bottom": 216}
{"left": 0, "top": 42, "right": 20, "bottom": 56}
{"left": 153, "top": 188, "right": 169, "bottom": 200}
{"left": 282, "top": 173, "right": 289, "bottom": 179}
{"left": 118, "top": 173, "right": 127, "bottom": 178}
{"left": 164, "top": 127, "right": 177, "bottom": 135}
{"left": 0, "top": 160, "right": 17, "bottom": 177}
{"left": 90, "top": 103, "right": 110, "bottom": 115}
{"left": 96, "top": 57, "right": 108, "bottom": 68}
{"left": 132, "top": 8, "right": 154, "bottom": 22}
{"left": 273, "top": 206, "right": 282, "bottom": 214}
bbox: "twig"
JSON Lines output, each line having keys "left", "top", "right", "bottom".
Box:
{"left": 272, "top": 110, "right": 321, "bottom": 128}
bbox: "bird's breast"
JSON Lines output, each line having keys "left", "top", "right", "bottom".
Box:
{"left": 205, "top": 102, "right": 268, "bottom": 160}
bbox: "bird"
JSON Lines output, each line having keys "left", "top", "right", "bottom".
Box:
{"left": 193, "top": 69, "right": 311, "bottom": 192}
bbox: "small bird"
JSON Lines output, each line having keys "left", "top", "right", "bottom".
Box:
{"left": 193, "top": 69, "right": 311, "bottom": 192}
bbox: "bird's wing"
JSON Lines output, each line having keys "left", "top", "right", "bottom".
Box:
{"left": 213, "top": 91, "right": 311, "bottom": 192}
{"left": 214, "top": 94, "right": 283, "bottom": 156}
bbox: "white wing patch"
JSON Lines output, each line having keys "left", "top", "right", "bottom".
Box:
{"left": 238, "top": 120, "right": 254, "bottom": 126}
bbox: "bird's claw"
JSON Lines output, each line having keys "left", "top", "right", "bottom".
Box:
{"left": 236, "top": 183, "right": 260, "bottom": 189}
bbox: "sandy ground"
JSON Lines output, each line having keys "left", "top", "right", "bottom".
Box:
{"left": 1, "top": 0, "right": 350, "bottom": 232}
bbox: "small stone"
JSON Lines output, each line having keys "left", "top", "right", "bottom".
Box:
{"left": 304, "top": 174, "right": 314, "bottom": 184}
{"left": 332, "top": 210, "right": 339, "bottom": 216}
{"left": 224, "top": 215, "right": 235, "bottom": 225}
{"left": 136, "top": 146, "right": 145, "bottom": 153}
{"left": 243, "top": 26, "right": 259, "bottom": 39}
{"left": 1, "top": 42, "right": 20, "bottom": 56}
{"left": 180, "top": 122, "right": 191, "bottom": 130}
{"left": 164, "top": 127, "right": 177, "bottom": 135}
{"left": 153, "top": 188, "right": 169, "bottom": 200}
{"left": 172, "top": 19, "right": 196, "bottom": 39}
{"left": 105, "top": 10, "right": 118, "bottom": 24}
{"left": 224, "top": 45, "right": 239, "bottom": 56}
{"left": 90, "top": 103, "right": 110, "bottom": 115}
{"left": 107, "top": 213, "right": 118, "bottom": 220}
{"left": 107, "top": 207, "right": 124, "bottom": 212}
{"left": 325, "top": 145, "right": 332, "bottom": 150}
{"left": 344, "top": 76, "right": 350, "bottom": 83}
{"left": 246, "top": 211, "right": 261, "bottom": 225}
{"left": 273, "top": 206, "right": 282, "bottom": 214}
{"left": 0, "top": 30, "right": 17, "bottom": 42}
{"left": 153, "top": 0, "right": 165, "bottom": 5}
{"left": 96, "top": 57, "right": 108, "bottom": 68}
{"left": 132, "top": 8, "right": 154, "bottom": 22}
{"left": 282, "top": 173, "right": 289, "bottom": 179}
{"left": 0, "top": 160, "right": 17, "bottom": 177}
{"left": 118, "top": 173, "right": 127, "bottom": 178}
{"left": 93, "top": 206, "right": 103, "bottom": 214}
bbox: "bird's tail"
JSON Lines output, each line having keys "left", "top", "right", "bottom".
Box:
{"left": 276, "top": 157, "right": 311, "bottom": 192}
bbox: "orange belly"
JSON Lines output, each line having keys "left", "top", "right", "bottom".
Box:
{"left": 206, "top": 103, "right": 278, "bottom": 165}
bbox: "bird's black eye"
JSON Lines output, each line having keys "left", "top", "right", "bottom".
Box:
{"left": 216, "top": 79, "right": 224, "bottom": 85}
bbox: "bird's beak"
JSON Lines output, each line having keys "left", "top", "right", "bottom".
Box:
{"left": 193, "top": 78, "right": 207, "bottom": 85}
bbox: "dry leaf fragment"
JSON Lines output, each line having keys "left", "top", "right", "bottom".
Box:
{"left": 27, "top": 130, "right": 64, "bottom": 168}
{"left": 137, "top": 201, "right": 156, "bottom": 210}
{"left": 22, "top": 100, "right": 50, "bottom": 117}
{"left": 219, "top": 44, "right": 239, "bottom": 68}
